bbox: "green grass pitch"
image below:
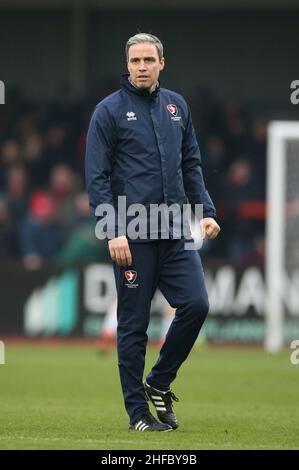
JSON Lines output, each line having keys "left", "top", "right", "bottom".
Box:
{"left": 0, "top": 344, "right": 298, "bottom": 450}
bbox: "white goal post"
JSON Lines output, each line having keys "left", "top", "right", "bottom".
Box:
{"left": 265, "top": 121, "right": 299, "bottom": 352}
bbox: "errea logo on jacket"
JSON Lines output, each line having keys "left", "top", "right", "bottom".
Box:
{"left": 126, "top": 111, "right": 137, "bottom": 121}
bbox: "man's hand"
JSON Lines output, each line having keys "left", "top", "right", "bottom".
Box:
{"left": 108, "top": 236, "right": 132, "bottom": 267}
{"left": 200, "top": 217, "right": 221, "bottom": 240}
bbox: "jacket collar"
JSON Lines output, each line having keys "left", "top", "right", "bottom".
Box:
{"left": 120, "top": 73, "right": 160, "bottom": 99}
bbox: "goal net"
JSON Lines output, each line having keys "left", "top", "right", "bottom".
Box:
{"left": 265, "top": 121, "right": 299, "bottom": 352}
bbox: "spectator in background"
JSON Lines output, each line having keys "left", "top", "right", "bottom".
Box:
{"left": 42, "top": 124, "right": 69, "bottom": 173}
{"left": 200, "top": 136, "right": 228, "bottom": 260}
{"left": 0, "top": 197, "right": 19, "bottom": 257}
{"left": 19, "top": 190, "right": 62, "bottom": 270}
{"left": 15, "top": 107, "right": 39, "bottom": 141}
{"left": 59, "top": 191, "right": 108, "bottom": 266}
{"left": 225, "top": 100, "right": 250, "bottom": 157}
{"left": 235, "top": 232, "right": 265, "bottom": 269}
{"left": 0, "top": 89, "right": 23, "bottom": 141}
{"left": 49, "top": 163, "right": 81, "bottom": 241}
{"left": 203, "top": 135, "right": 227, "bottom": 203}
{"left": 45, "top": 86, "right": 83, "bottom": 138}
{"left": 190, "top": 87, "right": 225, "bottom": 143}
{"left": 1, "top": 138, "right": 22, "bottom": 168}
{"left": 5, "top": 164, "right": 29, "bottom": 223}
{"left": 249, "top": 117, "right": 267, "bottom": 192}
{"left": 223, "top": 157, "right": 265, "bottom": 263}
{"left": 23, "top": 132, "right": 46, "bottom": 187}
{"left": 43, "top": 86, "right": 83, "bottom": 171}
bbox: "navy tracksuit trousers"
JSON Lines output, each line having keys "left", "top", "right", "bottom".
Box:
{"left": 113, "top": 239, "right": 209, "bottom": 423}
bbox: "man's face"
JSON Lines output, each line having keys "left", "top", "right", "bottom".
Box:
{"left": 127, "top": 43, "right": 165, "bottom": 91}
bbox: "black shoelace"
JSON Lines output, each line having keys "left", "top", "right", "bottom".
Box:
{"left": 164, "top": 391, "right": 179, "bottom": 406}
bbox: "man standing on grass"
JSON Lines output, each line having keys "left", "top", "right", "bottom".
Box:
{"left": 85, "top": 33, "right": 220, "bottom": 432}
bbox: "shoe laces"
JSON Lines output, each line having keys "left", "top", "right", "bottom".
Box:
{"left": 164, "top": 390, "right": 179, "bottom": 405}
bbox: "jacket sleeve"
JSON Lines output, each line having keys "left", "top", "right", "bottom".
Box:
{"left": 181, "top": 105, "right": 217, "bottom": 219}
{"left": 85, "top": 104, "right": 117, "bottom": 215}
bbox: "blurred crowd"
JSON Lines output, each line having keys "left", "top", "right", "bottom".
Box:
{"left": 0, "top": 83, "right": 266, "bottom": 270}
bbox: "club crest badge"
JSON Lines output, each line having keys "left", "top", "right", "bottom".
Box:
{"left": 124, "top": 270, "right": 139, "bottom": 288}
{"left": 167, "top": 104, "right": 178, "bottom": 117}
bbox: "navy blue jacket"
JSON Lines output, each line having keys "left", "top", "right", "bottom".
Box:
{"left": 85, "top": 74, "right": 216, "bottom": 239}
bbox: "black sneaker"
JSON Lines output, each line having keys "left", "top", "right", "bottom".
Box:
{"left": 129, "top": 410, "right": 172, "bottom": 432}
{"left": 144, "top": 380, "right": 179, "bottom": 430}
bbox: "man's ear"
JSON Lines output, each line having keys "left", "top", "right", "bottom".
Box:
{"left": 160, "top": 57, "right": 165, "bottom": 71}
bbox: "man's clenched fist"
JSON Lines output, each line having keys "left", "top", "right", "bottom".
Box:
{"left": 200, "top": 218, "right": 221, "bottom": 240}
